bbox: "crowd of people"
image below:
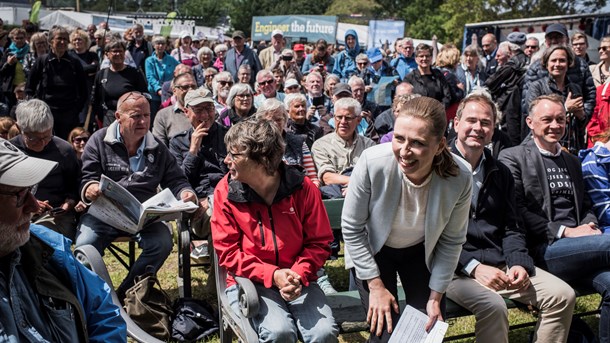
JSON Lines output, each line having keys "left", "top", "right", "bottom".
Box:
{"left": 4, "top": 18, "right": 610, "bottom": 343}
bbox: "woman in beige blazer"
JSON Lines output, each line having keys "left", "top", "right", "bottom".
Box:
{"left": 342, "top": 96, "right": 471, "bottom": 342}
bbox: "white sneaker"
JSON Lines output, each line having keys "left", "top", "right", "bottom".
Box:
{"left": 317, "top": 274, "right": 338, "bottom": 295}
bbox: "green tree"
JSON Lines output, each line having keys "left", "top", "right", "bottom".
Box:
{"left": 399, "top": 0, "right": 447, "bottom": 42}
{"left": 325, "top": 0, "right": 382, "bottom": 25}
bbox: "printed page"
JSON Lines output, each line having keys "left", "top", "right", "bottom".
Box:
{"left": 88, "top": 195, "right": 139, "bottom": 234}
{"left": 137, "top": 188, "right": 198, "bottom": 231}
{"left": 388, "top": 305, "right": 449, "bottom": 343}
{"left": 98, "top": 174, "right": 142, "bottom": 224}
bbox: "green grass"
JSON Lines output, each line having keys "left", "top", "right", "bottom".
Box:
{"left": 105, "top": 235, "right": 602, "bottom": 343}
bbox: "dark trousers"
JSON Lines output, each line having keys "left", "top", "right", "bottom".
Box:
{"left": 352, "top": 243, "right": 445, "bottom": 343}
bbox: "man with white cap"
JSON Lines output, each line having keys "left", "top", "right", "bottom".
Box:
{"left": 75, "top": 91, "right": 200, "bottom": 302}
{"left": 0, "top": 138, "right": 126, "bottom": 342}
{"left": 259, "top": 29, "right": 286, "bottom": 69}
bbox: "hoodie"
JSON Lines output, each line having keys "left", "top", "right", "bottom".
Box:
{"left": 332, "top": 29, "right": 362, "bottom": 79}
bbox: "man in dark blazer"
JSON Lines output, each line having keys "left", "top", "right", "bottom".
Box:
{"left": 224, "top": 31, "right": 262, "bottom": 83}
{"left": 498, "top": 93, "right": 610, "bottom": 343}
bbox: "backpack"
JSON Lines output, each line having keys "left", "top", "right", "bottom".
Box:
{"left": 170, "top": 298, "right": 219, "bottom": 342}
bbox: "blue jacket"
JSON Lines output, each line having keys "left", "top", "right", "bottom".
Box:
{"left": 332, "top": 29, "right": 362, "bottom": 80}
{"left": 30, "top": 224, "right": 127, "bottom": 342}
{"left": 390, "top": 53, "right": 417, "bottom": 81}
{"left": 580, "top": 142, "right": 610, "bottom": 231}
{"left": 145, "top": 53, "right": 179, "bottom": 101}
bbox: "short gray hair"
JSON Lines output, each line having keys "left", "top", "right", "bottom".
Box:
{"left": 212, "top": 71, "right": 234, "bottom": 97}
{"left": 226, "top": 83, "right": 253, "bottom": 108}
{"left": 16, "top": 99, "right": 54, "bottom": 132}
{"left": 284, "top": 93, "right": 307, "bottom": 108}
{"left": 214, "top": 44, "right": 228, "bottom": 54}
{"left": 256, "top": 98, "right": 287, "bottom": 121}
{"left": 334, "top": 97, "right": 362, "bottom": 116}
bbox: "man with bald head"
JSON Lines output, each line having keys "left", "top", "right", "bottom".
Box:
{"left": 481, "top": 33, "right": 498, "bottom": 76}
{"left": 75, "top": 91, "right": 201, "bottom": 302}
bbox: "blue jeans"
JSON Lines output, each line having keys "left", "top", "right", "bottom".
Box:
{"left": 226, "top": 282, "right": 338, "bottom": 343}
{"left": 543, "top": 235, "right": 610, "bottom": 343}
{"left": 75, "top": 213, "right": 173, "bottom": 298}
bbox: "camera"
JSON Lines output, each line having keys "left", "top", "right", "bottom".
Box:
{"left": 282, "top": 55, "right": 293, "bottom": 61}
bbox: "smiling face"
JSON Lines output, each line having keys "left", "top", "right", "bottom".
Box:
{"left": 185, "top": 102, "right": 215, "bottom": 129}
{"left": 257, "top": 74, "right": 277, "bottom": 97}
{"left": 392, "top": 115, "right": 444, "bottom": 185}
{"left": 546, "top": 48, "right": 568, "bottom": 80}
{"left": 306, "top": 74, "right": 323, "bottom": 96}
{"left": 346, "top": 35, "right": 356, "bottom": 49}
{"left": 527, "top": 99, "right": 566, "bottom": 152}
{"left": 234, "top": 92, "right": 253, "bottom": 114}
{"left": 454, "top": 100, "right": 494, "bottom": 153}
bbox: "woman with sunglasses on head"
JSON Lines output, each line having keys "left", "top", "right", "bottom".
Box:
{"left": 92, "top": 39, "right": 148, "bottom": 128}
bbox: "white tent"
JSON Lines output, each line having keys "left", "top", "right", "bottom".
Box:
{"left": 39, "top": 10, "right": 93, "bottom": 30}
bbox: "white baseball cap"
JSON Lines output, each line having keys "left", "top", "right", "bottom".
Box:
{"left": 0, "top": 139, "right": 57, "bottom": 187}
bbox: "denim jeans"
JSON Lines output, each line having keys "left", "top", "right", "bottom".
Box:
{"left": 226, "top": 282, "right": 338, "bottom": 343}
{"left": 75, "top": 213, "right": 173, "bottom": 298}
{"left": 543, "top": 235, "right": 610, "bottom": 343}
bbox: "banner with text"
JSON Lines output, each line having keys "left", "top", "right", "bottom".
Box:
{"left": 367, "top": 20, "right": 405, "bottom": 50}
{"left": 251, "top": 15, "right": 337, "bottom": 43}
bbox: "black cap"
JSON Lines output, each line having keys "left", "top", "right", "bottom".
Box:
{"left": 333, "top": 83, "right": 352, "bottom": 97}
{"left": 545, "top": 23, "right": 568, "bottom": 37}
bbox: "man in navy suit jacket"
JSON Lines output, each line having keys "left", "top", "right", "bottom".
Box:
{"left": 224, "top": 31, "right": 262, "bottom": 83}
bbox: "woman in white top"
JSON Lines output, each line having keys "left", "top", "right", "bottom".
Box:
{"left": 342, "top": 96, "right": 472, "bottom": 342}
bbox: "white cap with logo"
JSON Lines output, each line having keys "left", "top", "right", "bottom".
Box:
{"left": 0, "top": 139, "right": 57, "bottom": 187}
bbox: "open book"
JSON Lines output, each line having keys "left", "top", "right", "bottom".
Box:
{"left": 88, "top": 175, "right": 198, "bottom": 234}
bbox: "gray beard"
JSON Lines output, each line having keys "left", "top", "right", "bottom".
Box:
{"left": 0, "top": 216, "right": 31, "bottom": 257}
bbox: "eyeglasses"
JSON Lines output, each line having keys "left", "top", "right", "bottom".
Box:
{"left": 108, "top": 49, "right": 125, "bottom": 55}
{"left": 258, "top": 79, "right": 274, "bottom": 86}
{"left": 72, "top": 136, "right": 88, "bottom": 143}
{"left": 600, "top": 46, "right": 610, "bottom": 52}
{"left": 218, "top": 80, "right": 233, "bottom": 87}
{"left": 227, "top": 151, "right": 244, "bottom": 162}
{"left": 334, "top": 115, "right": 358, "bottom": 122}
{"left": 357, "top": 62, "right": 368, "bottom": 66}
{"left": 525, "top": 45, "right": 539, "bottom": 49}
{"left": 236, "top": 93, "right": 252, "bottom": 99}
{"left": 175, "top": 84, "right": 197, "bottom": 91}
{"left": 23, "top": 132, "right": 53, "bottom": 143}
{"left": 0, "top": 185, "right": 37, "bottom": 207}
{"left": 189, "top": 104, "right": 215, "bottom": 114}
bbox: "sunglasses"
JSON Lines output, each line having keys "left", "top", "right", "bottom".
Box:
{"left": 73, "top": 136, "right": 88, "bottom": 143}
{"left": 218, "top": 80, "right": 233, "bottom": 87}
{"left": 175, "top": 84, "right": 197, "bottom": 91}
{"left": 259, "top": 79, "right": 274, "bottom": 86}
{"left": 525, "top": 45, "right": 539, "bottom": 49}
{"left": 600, "top": 46, "right": 610, "bottom": 52}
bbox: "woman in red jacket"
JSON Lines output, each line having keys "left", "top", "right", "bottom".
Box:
{"left": 211, "top": 118, "right": 338, "bottom": 343}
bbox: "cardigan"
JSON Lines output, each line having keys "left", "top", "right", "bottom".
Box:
{"left": 342, "top": 143, "right": 472, "bottom": 293}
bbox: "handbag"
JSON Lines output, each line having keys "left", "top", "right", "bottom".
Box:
{"left": 124, "top": 268, "right": 173, "bottom": 340}
{"left": 171, "top": 298, "right": 219, "bottom": 342}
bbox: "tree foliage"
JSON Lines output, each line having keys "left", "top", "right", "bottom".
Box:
{"left": 77, "top": 0, "right": 606, "bottom": 44}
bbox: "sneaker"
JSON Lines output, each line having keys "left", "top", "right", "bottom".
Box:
{"left": 190, "top": 241, "right": 210, "bottom": 264}
{"left": 317, "top": 274, "right": 338, "bottom": 295}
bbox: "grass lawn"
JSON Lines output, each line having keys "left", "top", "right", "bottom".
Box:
{"left": 105, "top": 235, "right": 602, "bottom": 343}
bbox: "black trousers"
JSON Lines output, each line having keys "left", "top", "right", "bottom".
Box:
{"left": 352, "top": 243, "right": 446, "bottom": 343}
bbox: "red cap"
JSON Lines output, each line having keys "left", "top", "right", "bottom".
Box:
{"left": 293, "top": 44, "right": 305, "bottom": 52}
